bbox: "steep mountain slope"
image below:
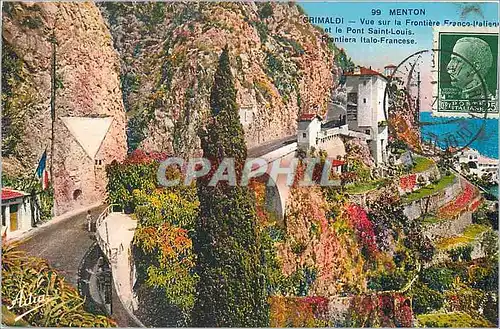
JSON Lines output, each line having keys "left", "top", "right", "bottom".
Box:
{"left": 99, "top": 2, "right": 339, "bottom": 155}
{"left": 2, "top": 2, "right": 127, "bottom": 214}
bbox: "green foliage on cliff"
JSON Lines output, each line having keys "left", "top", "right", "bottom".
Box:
{"left": 264, "top": 51, "right": 299, "bottom": 103}
{"left": 1, "top": 42, "right": 33, "bottom": 157}
{"left": 252, "top": 20, "right": 269, "bottom": 43}
{"left": 105, "top": 155, "right": 158, "bottom": 212}
{"left": 258, "top": 3, "right": 274, "bottom": 19}
{"left": 101, "top": 2, "right": 166, "bottom": 28}
{"left": 192, "top": 46, "right": 269, "bottom": 327}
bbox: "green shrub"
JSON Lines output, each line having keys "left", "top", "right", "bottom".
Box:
{"left": 448, "top": 245, "right": 473, "bottom": 262}
{"left": 259, "top": 3, "right": 273, "bottom": 19}
{"left": 105, "top": 155, "right": 158, "bottom": 212}
{"left": 483, "top": 293, "right": 499, "bottom": 326}
{"left": 367, "top": 270, "right": 411, "bottom": 291}
{"left": 282, "top": 267, "right": 318, "bottom": 297}
{"left": 417, "top": 312, "right": 493, "bottom": 327}
{"left": 420, "top": 267, "right": 455, "bottom": 292}
{"left": 409, "top": 282, "right": 444, "bottom": 314}
{"left": 2, "top": 242, "right": 115, "bottom": 327}
{"left": 481, "top": 230, "right": 499, "bottom": 262}
{"left": 267, "top": 226, "right": 285, "bottom": 242}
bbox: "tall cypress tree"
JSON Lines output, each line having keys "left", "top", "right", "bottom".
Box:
{"left": 192, "top": 46, "right": 269, "bottom": 326}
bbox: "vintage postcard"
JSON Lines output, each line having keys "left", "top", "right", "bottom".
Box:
{"left": 1, "top": 1, "right": 498, "bottom": 328}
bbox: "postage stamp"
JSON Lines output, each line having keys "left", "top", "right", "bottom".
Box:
{"left": 433, "top": 27, "right": 498, "bottom": 117}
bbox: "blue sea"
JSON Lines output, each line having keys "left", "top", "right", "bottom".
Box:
{"left": 489, "top": 185, "right": 499, "bottom": 198}
{"left": 420, "top": 112, "right": 498, "bottom": 159}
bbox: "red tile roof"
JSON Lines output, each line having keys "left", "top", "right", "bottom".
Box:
{"left": 2, "top": 188, "right": 27, "bottom": 201}
{"left": 331, "top": 159, "right": 345, "bottom": 167}
{"left": 299, "top": 113, "right": 322, "bottom": 121}
{"left": 344, "top": 66, "right": 384, "bottom": 77}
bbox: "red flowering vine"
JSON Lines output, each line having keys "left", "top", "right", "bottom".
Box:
{"left": 302, "top": 296, "right": 329, "bottom": 320}
{"left": 468, "top": 198, "right": 482, "bottom": 212}
{"left": 438, "top": 182, "right": 477, "bottom": 218}
{"left": 124, "top": 149, "right": 169, "bottom": 165}
{"left": 399, "top": 174, "right": 416, "bottom": 191}
{"left": 394, "top": 295, "right": 413, "bottom": 327}
{"left": 349, "top": 293, "right": 413, "bottom": 327}
{"left": 346, "top": 204, "right": 378, "bottom": 256}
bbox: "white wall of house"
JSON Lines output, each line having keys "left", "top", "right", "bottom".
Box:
{"left": 239, "top": 104, "right": 257, "bottom": 126}
{"left": 345, "top": 74, "right": 388, "bottom": 164}
{"left": 1, "top": 196, "right": 33, "bottom": 235}
{"left": 456, "top": 148, "right": 498, "bottom": 182}
{"left": 297, "top": 118, "right": 322, "bottom": 150}
{"left": 458, "top": 149, "right": 480, "bottom": 164}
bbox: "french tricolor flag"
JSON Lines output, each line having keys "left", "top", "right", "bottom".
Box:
{"left": 35, "top": 150, "right": 49, "bottom": 190}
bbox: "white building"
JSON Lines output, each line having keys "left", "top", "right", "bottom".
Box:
{"left": 239, "top": 103, "right": 257, "bottom": 126}
{"left": 383, "top": 64, "right": 397, "bottom": 78}
{"left": 1, "top": 188, "right": 35, "bottom": 238}
{"left": 456, "top": 148, "right": 499, "bottom": 183}
{"left": 344, "top": 66, "right": 389, "bottom": 164}
{"left": 297, "top": 113, "right": 323, "bottom": 150}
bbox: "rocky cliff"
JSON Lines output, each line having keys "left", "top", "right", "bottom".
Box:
{"left": 2, "top": 1, "right": 341, "bottom": 215}
{"left": 98, "top": 2, "right": 339, "bottom": 155}
{"left": 2, "top": 2, "right": 127, "bottom": 215}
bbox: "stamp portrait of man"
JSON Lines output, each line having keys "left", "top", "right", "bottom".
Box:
{"left": 446, "top": 36, "right": 493, "bottom": 99}
{"left": 436, "top": 30, "right": 498, "bottom": 115}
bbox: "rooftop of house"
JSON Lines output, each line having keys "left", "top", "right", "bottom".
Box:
{"left": 458, "top": 147, "right": 480, "bottom": 155}
{"left": 331, "top": 159, "right": 345, "bottom": 167}
{"left": 478, "top": 155, "right": 498, "bottom": 166}
{"left": 344, "top": 66, "right": 386, "bottom": 78}
{"left": 2, "top": 188, "right": 28, "bottom": 201}
{"left": 298, "top": 113, "right": 323, "bottom": 122}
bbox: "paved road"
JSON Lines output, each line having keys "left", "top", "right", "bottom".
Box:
{"left": 18, "top": 205, "right": 137, "bottom": 327}
{"left": 19, "top": 205, "right": 105, "bottom": 287}
{"left": 248, "top": 135, "right": 296, "bottom": 158}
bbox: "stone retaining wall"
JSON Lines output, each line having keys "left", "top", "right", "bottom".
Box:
{"left": 403, "top": 176, "right": 461, "bottom": 221}
{"left": 349, "top": 164, "right": 442, "bottom": 211}
{"left": 423, "top": 211, "right": 473, "bottom": 240}
{"left": 326, "top": 293, "right": 413, "bottom": 327}
{"left": 427, "top": 230, "right": 488, "bottom": 267}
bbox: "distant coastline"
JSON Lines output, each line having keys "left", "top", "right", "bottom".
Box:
{"left": 420, "top": 112, "right": 499, "bottom": 159}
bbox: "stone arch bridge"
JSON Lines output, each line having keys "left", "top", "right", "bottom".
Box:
{"left": 247, "top": 126, "right": 368, "bottom": 221}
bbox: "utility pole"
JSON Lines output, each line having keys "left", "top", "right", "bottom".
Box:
{"left": 415, "top": 71, "right": 421, "bottom": 128}
{"left": 49, "top": 28, "right": 57, "bottom": 216}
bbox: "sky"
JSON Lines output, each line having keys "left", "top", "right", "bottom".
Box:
{"left": 299, "top": 1, "right": 499, "bottom": 71}
{"left": 299, "top": 1, "right": 499, "bottom": 111}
